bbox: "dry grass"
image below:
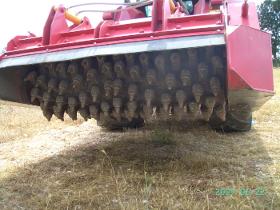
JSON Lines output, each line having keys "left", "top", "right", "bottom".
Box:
{"left": 0, "top": 70, "right": 279, "bottom": 209}
{"left": 0, "top": 103, "right": 83, "bottom": 143}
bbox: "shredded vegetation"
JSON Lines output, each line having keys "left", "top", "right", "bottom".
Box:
{"left": 0, "top": 70, "right": 279, "bottom": 209}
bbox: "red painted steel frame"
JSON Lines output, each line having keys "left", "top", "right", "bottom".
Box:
{"left": 0, "top": 0, "right": 274, "bottom": 97}
{"left": 2, "top": 0, "right": 224, "bottom": 58}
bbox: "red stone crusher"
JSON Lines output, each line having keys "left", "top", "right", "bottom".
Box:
{"left": 0, "top": 0, "right": 274, "bottom": 131}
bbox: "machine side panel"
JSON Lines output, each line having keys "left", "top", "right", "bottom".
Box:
{"left": 226, "top": 25, "right": 274, "bottom": 93}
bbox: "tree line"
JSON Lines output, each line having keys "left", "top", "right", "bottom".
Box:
{"left": 258, "top": 0, "right": 280, "bottom": 66}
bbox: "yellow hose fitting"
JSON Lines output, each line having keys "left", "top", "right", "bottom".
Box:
{"left": 169, "top": 0, "right": 176, "bottom": 13}
{"left": 64, "top": 10, "right": 82, "bottom": 25}
{"left": 54, "top": 6, "right": 82, "bottom": 25}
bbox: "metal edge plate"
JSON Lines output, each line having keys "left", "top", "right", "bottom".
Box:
{"left": 0, "top": 34, "right": 225, "bottom": 68}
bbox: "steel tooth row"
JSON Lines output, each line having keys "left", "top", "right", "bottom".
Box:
{"left": 24, "top": 47, "right": 227, "bottom": 124}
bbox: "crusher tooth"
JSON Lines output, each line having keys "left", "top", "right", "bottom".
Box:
{"left": 0, "top": 0, "right": 274, "bottom": 132}
{"left": 25, "top": 47, "right": 227, "bottom": 129}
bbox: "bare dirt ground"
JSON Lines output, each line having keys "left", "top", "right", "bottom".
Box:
{"left": 0, "top": 70, "right": 279, "bottom": 210}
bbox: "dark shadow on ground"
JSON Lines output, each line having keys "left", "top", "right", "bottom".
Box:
{"left": 0, "top": 125, "right": 279, "bottom": 210}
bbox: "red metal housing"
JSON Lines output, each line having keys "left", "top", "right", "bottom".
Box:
{"left": 0, "top": 0, "right": 274, "bottom": 111}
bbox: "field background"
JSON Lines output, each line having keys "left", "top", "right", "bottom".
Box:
{"left": 0, "top": 70, "right": 279, "bottom": 209}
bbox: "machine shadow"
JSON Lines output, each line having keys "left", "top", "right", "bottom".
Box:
{"left": 0, "top": 125, "right": 279, "bottom": 209}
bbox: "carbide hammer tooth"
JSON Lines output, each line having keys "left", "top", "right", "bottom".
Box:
{"left": 161, "top": 93, "right": 172, "bottom": 112}
{"left": 205, "top": 96, "right": 216, "bottom": 111}
{"left": 81, "top": 58, "right": 94, "bottom": 71}
{"left": 192, "top": 83, "right": 204, "bottom": 103}
{"left": 42, "top": 92, "right": 52, "bottom": 107}
{"left": 101, "top": 101, "right": 111, "bottom": 117}
{"left": 126, "top": 101, "right": 137, "bottom": 121}
{"left": 72, "top": 75, "right": 83, "bottom": 91}
{"left": 146, "top": 69, "right": 157, "bottom": 86}
{"left": 128, "top": 84, "right": 138, "bottom": 102}
{"left": 56, "top": 62, "right": 68, "bottom": 79}
{"left": 197, "top": 63, "right": 209, "bottom": 81}
{"left": 56, "top": 95, "right": 66, "bottom": 108}
{"left": 188, "top": 102, "right": 201, "bottom": 118}
{"left": 170, "top": 52, "right": 181, "bottom": 72}
{"left": 68, "top": 97, "right": 78, "bottom": 120}
{"left": 79, "top": 91, "right": 89, "bottom": 108}
{"left": 202, "top": 97, "right": 216, "bottom": 121}
{"left": 112, "top": 97, "right": 122, "bottom": 121}
{"left": 91, "top": 86, "right": 100, "bottom": 103}
{"left": 67, "top": 96, "right": 78, "bottom": 120}
{"left": 79, "top": 108, "right": 90, "bottom": 121}
{"left": 53, "top": 105, "right": 65, "bottom": 121}
{"left": 35, "top": 75, "right": 47, "bottom": 90}
{"left": 104, "top": 80, "right": 112, "bottom": 98}
{"left": 43, "top": 110, "right": 53, "bottom": 121}
{"left": 89, "top": 104, "right": 99, "bottom": 119}
{"left": 113, "top": 97, "right": 122, "bottom": 114}
{"left": 101, "top": 62, "right": 114, "bottom": 79}
{"left": 58, "top": 80, "right": 69, "bottom": 95}
{"left": 113, "top": 79, "right": 123, "bottom": 97}
{"left": 154, "top": 54, "right": 165, "bottom": 74}
{"left": 210, "top": 77, "right": 222, "bottom": 97}
{"left": 180, "top": 70, "right": 192, "bottom": 87}
{"left": 96, "top": 56, "right": 106, "bottom": 68}
{"left": 139, "top": 53, "right": 150, "bottom": 68}
{"left": 86, "top": 68, "right": 98, "bottom": 83}
{"left": 165, "top": 73, "right": 176, "bottom": 90}
{"left": 176, "top": 90, "right": 186, "bottom": 109}
{"left": 67, "top": 109, "right": 78, "bottom": 120}
{"left": 124, "top": 54, "right": 135, "bottom": 66}
{"left": 129, "top": 65, "right": 141, "bottom": 82}
{"left": 41, "top": 105, "right": 53, "bottom": 121}
{"left": 144, "top": 89, "right": 155, "bottom": 108}
{"left": 215, "top": 103, "right": 226, "bottom": 121}
{"left": 30, "top": 88, "right": 41, "bottom": 103}
{"left": 67, "top": 62, "right": 79, "bottom": 77}
{"left": 114, "top": 61, "right": 126, "bottom": 79}
{"left": 47, "top": 78, "right": 58, "bottom": 93}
